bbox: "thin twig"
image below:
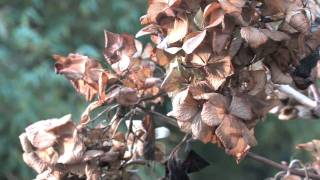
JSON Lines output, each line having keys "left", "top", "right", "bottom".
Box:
{"left": 136, "top": 91, "right": 167, "bottom": 104}
{"left": 246, "top": 152, "right": 320, "bottom": 180}
{"left": 111, "top": 110, "right": 134, "bottom": 138}
{"left": 121, "top": 159, "right": 150, "bottom": 169}
{"left": 310, "top": 84, "right": 320, "bottom": 102}
{"left": 277, "top": 84, "right": 317, "bottom": 108}
{"left": 91, "top": 104, "right": 119, "bottom": 123}
{"left": 135, "top": 105, "right": 178, "bottom": 127}
{"left": 126, "top": 109, "right": 136, "bottom": 139}
{"left": 169, "top": 133, "right": 190, "bottom": 158}
{"left": 134, "top": 92, "right": 320, "bottom": 179}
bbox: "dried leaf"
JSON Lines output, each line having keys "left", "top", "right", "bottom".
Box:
{"left": 292, "top": 51, "right": 319, "bottom": 89}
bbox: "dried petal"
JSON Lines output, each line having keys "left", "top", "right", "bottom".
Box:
{"left": 53, "top": 54, "right": 103, "bottom": 101}
{"left": 168, "top": 88, "right": 199, "bottom": 122}
{"left": 287, "top": 12, "right": 310, "bottom": 35}
{"left": 260, "top": 29, "right": 290, "bottom": 41}
{"left": 145, "top": 2, "right": 169, "bottom": 24}
{"left": 229, "top": 96, "right": 253, "bottom": 120}
{"left": 57, "top": 131, "right": 86, "bottom": 164}
{"left": 111, "top": 54, "right": 131, "bottom": 74}
{"left": 83, "top": 150, "right": 104, "bottom": 161}
{"left": 215, "top": 115, "right": 253, "bottom": 159}
{"left": 212, "top": 29, "right": 231, "bottom": 54}
{"left": 203, "top": 2, "right": 224, "bottom": 29}
{"left": 240, "top": 27, "right": 268, "bottom": 48}
{"left": 25, "top": 114, "right": 73, "bottom": 149}
{"left": 248, "top": 70, "right": 267, "bottom": 96}
{"left": 80, "top": 101, "right": 103, "bottom": 125}
{"left": 269, "top": 61, "right": 293, "bottom": 84}
{"left": 23, "top": 152, "right": 48, "bottom": 173}
{"left": 296, "top": 139, "right": 320, "bottom": 159}
{"left": 201, "top": 93, "right": 228, "bottom": 126}
{"left": 108, "top": 87, "right": 139, "bottom": 106}
{"left": 136, "top": 24, "right": 161, "bottom": 38}
{"left": 86, "top": 164, "right": 101, "bottom": 180}
{"left": 182, "top": 30, "right": 207, "bottom": 54}
{"left": 206, "top": 56, "right": 234, "bottom": 90}
{"left": 166, "top": 13, "right": 189, "bottom": 44}
{"left": 19, "top": 133, "right": 34, "bottom": 153}
{"left": 177, "top": 120, "right": 192, "bottom": 133}
{"left": 161, "top": 63, "right": 187, "bottom": 92}
{"left": 191, "top": 113, "right": 212, "bottom": 144}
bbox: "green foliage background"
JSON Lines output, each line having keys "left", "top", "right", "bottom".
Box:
{"left": 0, "top": 0, "right": 319, "bottom": 179}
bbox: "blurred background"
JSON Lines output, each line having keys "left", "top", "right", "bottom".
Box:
{"left": 0, "top": 0, "right": 320, "bottom": 179}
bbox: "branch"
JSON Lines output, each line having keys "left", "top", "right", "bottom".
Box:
{"left": 247, "top": 152, "right": 320, "bottom": 180}
{"left": 135, "top": 105, "right": 178, "bottom": 127}
{"left": 276, "top": 85, "right": 317, "bottom": 108}
{"left": 310, "top": 84, "right": 320, "bottom": 102}
{"left": 134, "top": 91, "right": 320, "bottom": 179}
{"left": 121, "top": 159, "right": 150, "bottom": 169}
{"left": 137, "top": 91, "right": 167, "bottom": 104}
